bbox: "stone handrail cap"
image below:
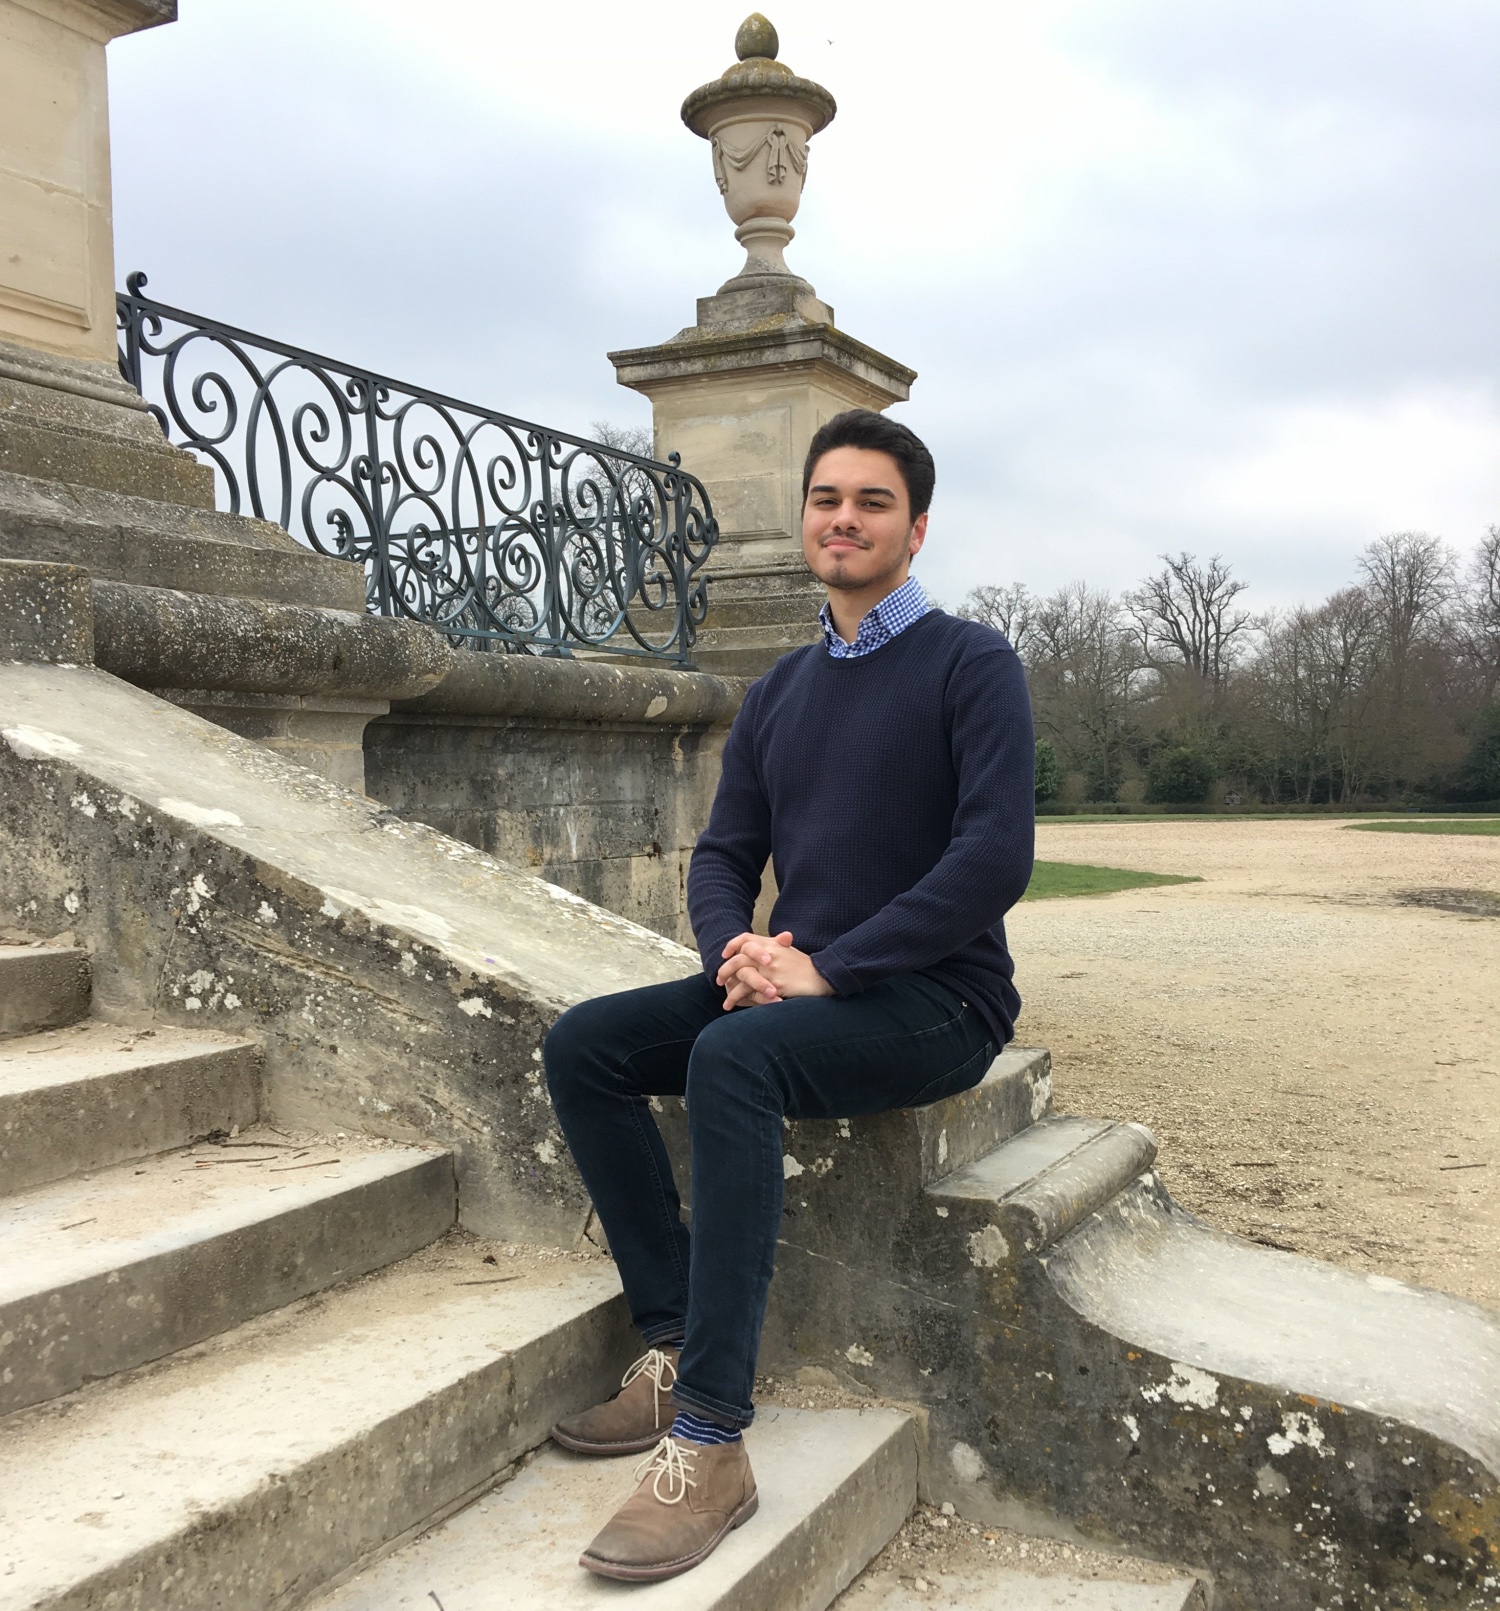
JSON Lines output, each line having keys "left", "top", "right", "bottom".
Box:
{"left": 681, "top": 18, "right": 837, "bottom": 136}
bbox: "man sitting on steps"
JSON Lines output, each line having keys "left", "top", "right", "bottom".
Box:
{"left": 543, "top": 408, "right": 1035, "bottom": 1583}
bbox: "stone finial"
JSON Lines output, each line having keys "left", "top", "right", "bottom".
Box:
{"left": 681, "top": 19, "right": 836, "bottom": 296}
{"left": 735, "top": 13, "right": 778, "bottom": 61}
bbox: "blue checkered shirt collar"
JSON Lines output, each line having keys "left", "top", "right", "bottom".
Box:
{"left": 819, "top": 575, "right": 932, "bottom": 659}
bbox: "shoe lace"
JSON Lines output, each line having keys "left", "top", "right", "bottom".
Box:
{"left": 634, "top": 1436, "right": 698, "bottom": 1505}
{"left": 620, "top": 1346, "right": 678, "bottom": 1425}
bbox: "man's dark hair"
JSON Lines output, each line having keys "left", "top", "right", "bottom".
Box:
{"left": 801, "top": 409, "right": 936, "bottom": 520}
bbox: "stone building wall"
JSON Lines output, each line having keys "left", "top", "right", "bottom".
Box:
{"left": 364, "top": 652, "right": 747, "bottom": 947}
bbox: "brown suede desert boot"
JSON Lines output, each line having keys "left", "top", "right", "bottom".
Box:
{"left": 579, "top": 1434, "right": 758, "bottom": 1582}
{"left": 551, "top": 1346, "right": 681, "bottom": 1456}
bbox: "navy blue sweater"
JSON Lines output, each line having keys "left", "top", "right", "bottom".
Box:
{"left": 687, "top": 610, "right": 1035, "bottom": 1048}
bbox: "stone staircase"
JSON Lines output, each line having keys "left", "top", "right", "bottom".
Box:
{"left": 692, "top": 559, "right": 824, "bottom": 677}
{"left": 0, "top": 932, "right": 1202, "bottom": 1611}
{"left": 8, "top": 649, "right": 1494, "bottom": 1608}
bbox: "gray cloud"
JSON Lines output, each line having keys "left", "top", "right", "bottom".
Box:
{"left": 109, "top": 0, "right": 1500, "bottom": 616}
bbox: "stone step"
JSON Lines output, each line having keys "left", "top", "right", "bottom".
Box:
{"left": 0, "top": 1129, "right": 454, "bottom": 1415}
{"left": 695, "top": 621, "right": 822, "bottom": 654}
{"left": 653, "top": 1048, "right": 1051, "bottom": 1214}
{"left": 693, "top": 649, "right": 779, "bottom": 678}
{"left": 309, "top": 1405, "right": 916, "bottom": 1611}
{"left": 917, "top": 1046, "right": 1052, "bottom": 1187}
{"left": 692, "top": 625, "right": 821, "bottom": 676}
{"left": 704, "top": 594, "right": 824, "bottom": 629}
{"left": 0, "top": 1019, "right": 262, "bottom": 1194}
{"left": 928, "top": 1116, "right": 1157, "bottom": 1256}
{"left": 837, "top": 1565, "right": 1203, "bottom": 1610}
{"left": 0, "top": 1246, "right": 636, "bottom": 1611}
{"left": 0, "top": 940, "right": 90, "bottom": 1039}
{"left": 0, "top": 465, "right": 368, "bottom": 611}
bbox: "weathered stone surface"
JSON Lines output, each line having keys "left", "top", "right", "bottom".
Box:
{"left": 0, "top": 1020, "right": 262, "bottom": 1193}
{"left": 648, "top": 1017, "right": 1498, "bottom": 1606}
{"left": 160, "top": 688, "right": 391, "bottom": 795}
{"left": 0, "top": 557, "right": 92, "bottom": 663}
{"left": 311, "top": 1408, "right": 917, "bottom": 1611}
{"left": 0, "top": 341, "right": 214, "bottom": 504}
{"left": 753, "top": 1125, "right": 1500, "bottom": 1610}
{"left": 704, "top": 589, "right": 827, "bottom": 629}
{"left": 654, "top": 1045, "right": 1053, "bottom": 1245}
{"left": 934, "top": 1115, "right": 1159, "bottom": 1253}
{"left": 0, "top": 1136, "right": 455, "bottom": 1414}
{"left": 0, "top": 659, "right": 698, "bottom": 1242}
{"left": 734, "top": 13, "right": 780, "bottom": 65}
{"left": 370, "top": 655, "right": 742, "bottom": 943}
{"left": 694, "top": 616, "right": 822, "bottom": 676}
{"left": 0, "top": 938, "right": 90, "bottom": 1037}
{"left": 0, "top": 495, "right": 450, "bottom": 788}
{"left": 7, "top": 658, "right": 1491, "bottom": 1607}
{"left": 81, "top": 578, "right": 454, "bottom": 790}
{"left": 0, "top": 465, "right": 368, "bottom": 608}
{"left": 396, "top": 646, "right": 746, "bottom": 726}
{"left": 91, "top": 578, "right": 453, "bottom": 701}
{"left": 841, "top": 1567, "right": 1205, "bottom": 1610}
{"left": 0, "top": 1254, "right": 636, "bottom": 1611}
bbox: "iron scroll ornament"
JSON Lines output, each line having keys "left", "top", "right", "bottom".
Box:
{"left": 116, "top": 273, "right": 718, "bottom": 664}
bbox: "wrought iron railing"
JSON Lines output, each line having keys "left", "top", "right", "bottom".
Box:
{"left": 116, "top": 273, "right": 716, "bottom": 664}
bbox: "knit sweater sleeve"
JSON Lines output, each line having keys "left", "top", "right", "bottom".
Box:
{"left": 810, "top": 642, "right": 1035, "bottom": 997}
{"left": 686, "top": 678, "right": 772, "bottom": 981}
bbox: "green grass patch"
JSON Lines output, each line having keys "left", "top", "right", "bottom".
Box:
{"left": 1346, "top": 818, "right": 1500, "bottom": 836}
{"left": 1023, "top": 860, "right": 1202, "bottom": 900}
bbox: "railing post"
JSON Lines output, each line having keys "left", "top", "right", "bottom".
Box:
{"left": 363, "top": 372, "right": 393, "bottom": 618}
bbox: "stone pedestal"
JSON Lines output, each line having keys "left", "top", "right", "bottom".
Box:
{"left": 0, "top": 0, "right": 210, "bottom": 506}
{"left": 612, "top": 321, "right": 914, "bottom": 676}
{"left": 609, "top": 15, "right": 916, "bottom": 678}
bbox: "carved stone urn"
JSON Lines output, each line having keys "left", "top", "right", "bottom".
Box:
{"left": 681, "top": 14, "right": 837, "bottom": 322}
{"left": 612, "top": 14, "right": 914, "bottom": 676}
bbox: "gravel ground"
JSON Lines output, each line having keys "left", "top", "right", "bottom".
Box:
{"left": 1012, "top": 817, "right": 1500, "bottom": 1312}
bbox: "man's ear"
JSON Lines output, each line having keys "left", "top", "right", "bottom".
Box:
{"left": 908, "top": 511, "right": 929, "bottom": 559}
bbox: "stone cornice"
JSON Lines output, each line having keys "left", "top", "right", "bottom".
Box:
{"left": 609, "top": 321, "right": 916, "bottom": 405}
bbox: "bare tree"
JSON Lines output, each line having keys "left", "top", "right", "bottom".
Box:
{"left": 587, "top": 420, "right": 655, "bottom": 458}
{"left": 1355, "top": 532, "right": 1460, "bottom": 789}
{"left": 1125, "top": 552, "right": 1252, "bottom": 692}
{"left": 1357, "top": 531, "right": 1454, "bottom": 667}
{"left": 956, "top": 524, "right": 1494, "bottom": 806}
{"left": 1244, "top": 589, "right": 1380, "bottom": 803}
{"left": 1461, "top": 526, "right": 1500, "bottom": 704}
{"left": 1027, "top": 583, "right": 1145, "bottom": 799}
{"left": 957, "top": 583, "right": 1034, "bottom": 653}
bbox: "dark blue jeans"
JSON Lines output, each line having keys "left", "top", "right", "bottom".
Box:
{"left": 543, "top": 969, "right": 996, "bottom": 1427}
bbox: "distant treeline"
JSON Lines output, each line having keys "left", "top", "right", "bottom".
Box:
{"left": 958, "top": 529, "right": 1500, "bottom": 808}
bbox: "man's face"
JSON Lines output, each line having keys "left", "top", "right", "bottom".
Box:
{"left": 801, "top": 445, "right": 928, "bottom": 593}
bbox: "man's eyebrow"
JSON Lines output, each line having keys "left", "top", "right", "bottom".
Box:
{"left": 808, "top": 483, "right": 898, "bottom": 498}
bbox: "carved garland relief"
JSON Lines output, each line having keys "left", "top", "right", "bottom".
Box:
{"left": 711, "top": 125, "right": 810, "bottom": 195}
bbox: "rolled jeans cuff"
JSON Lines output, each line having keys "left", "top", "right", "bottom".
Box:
{"left": 671, "top": 1381, "right": 754, "bottom": 1430}
{"left": 641, "top": 1319, "right": 687, "bottom": 1347}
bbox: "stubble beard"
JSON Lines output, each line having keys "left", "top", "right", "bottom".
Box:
{"left": 819, "top": 546, "right": 909, "bottom": 593}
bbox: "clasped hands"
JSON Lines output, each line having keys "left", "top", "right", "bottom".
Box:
{"left": 716, "top": 930, "right": 834, "bottom": 1010}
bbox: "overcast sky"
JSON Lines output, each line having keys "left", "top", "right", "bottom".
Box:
{"left": 108, "top": 0, "right": 1500, "bottom": 613}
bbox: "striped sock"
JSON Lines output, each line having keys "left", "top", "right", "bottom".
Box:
{"left": 671, "top": 1410, "right": 742, "bottom": 1447}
